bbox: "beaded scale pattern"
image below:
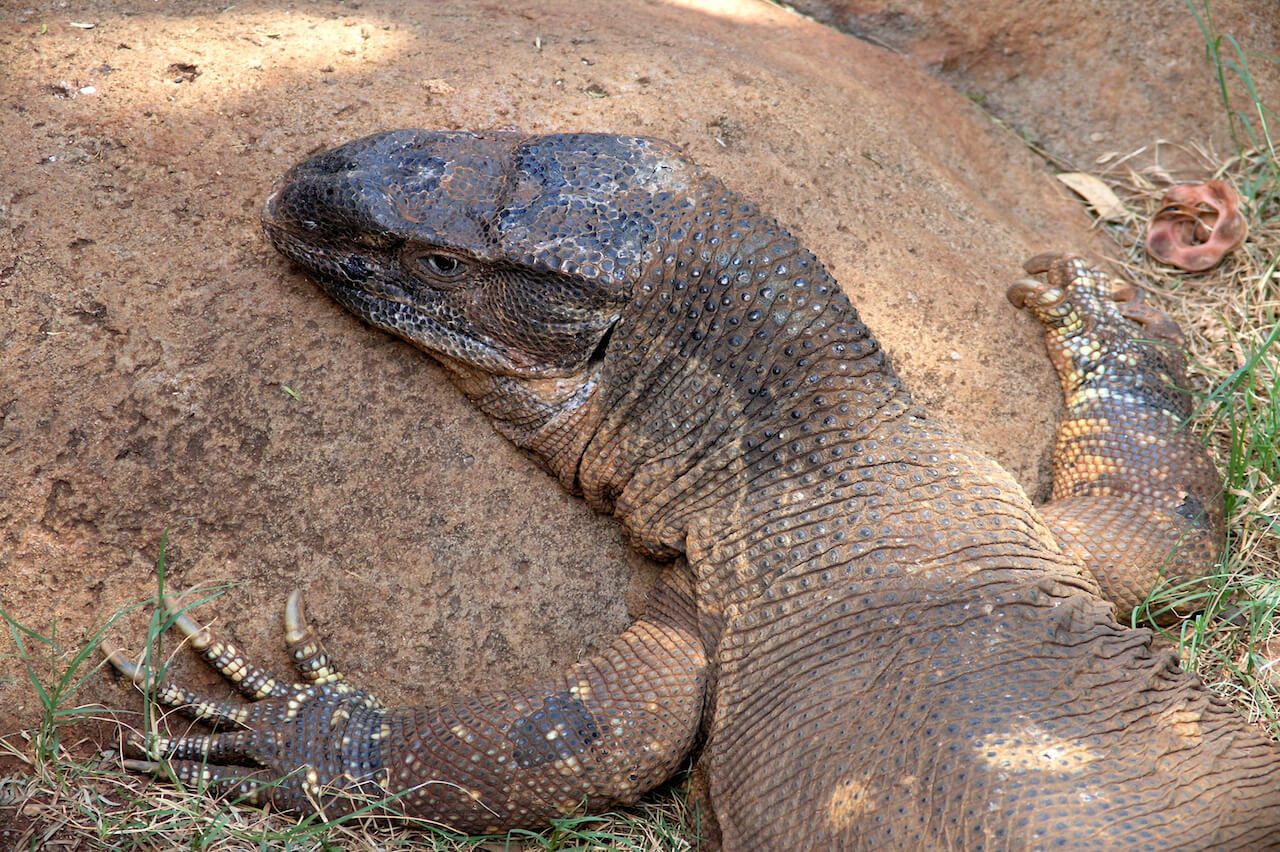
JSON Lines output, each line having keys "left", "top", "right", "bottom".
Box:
{"left": 107, "top": 132, "right": 1279, "bottom": 850}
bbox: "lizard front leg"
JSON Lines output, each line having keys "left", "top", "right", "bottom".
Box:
{"left": 1008, "top": 253, "right": 1225, "bottom": 616}
{"left": 105, "top": 567, "right": 708, "bottom": 833}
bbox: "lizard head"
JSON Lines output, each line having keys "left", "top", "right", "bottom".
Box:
{"left": 262, "top": 129, "right": 715, "bottom": 479}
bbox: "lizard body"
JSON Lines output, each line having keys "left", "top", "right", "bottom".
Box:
{"left": 108, "top": 131, "right": 1280, "bottom": 850}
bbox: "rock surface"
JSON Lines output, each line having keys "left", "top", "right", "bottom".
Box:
{"left": 791, "top": 0, "right": 1280, "bottom": 168}
{"left": 0, "top": 0, "right": 1108, "bottom": 749}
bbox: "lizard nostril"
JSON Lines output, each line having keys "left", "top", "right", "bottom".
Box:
{"left": 341, "top": 255, "right": 372, "bottom": 282}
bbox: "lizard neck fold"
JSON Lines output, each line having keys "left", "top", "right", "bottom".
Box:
{"left": 572, "top": 192, "right": 911, "bottom": 559}
{"left": 438, "top": 361, "right": 606, "bottom": 491}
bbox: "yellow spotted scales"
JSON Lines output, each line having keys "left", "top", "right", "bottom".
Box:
{"left": 1009, "top": 254, "right": 1223, "bottom": 614}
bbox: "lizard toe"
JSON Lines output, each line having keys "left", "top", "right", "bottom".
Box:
{"left": 283, "top": 590, "right": 349, "bottom": 687}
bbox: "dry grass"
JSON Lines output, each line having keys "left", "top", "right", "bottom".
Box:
{"left": 1077, "top": 139, "right": 1280, "bottom": 731}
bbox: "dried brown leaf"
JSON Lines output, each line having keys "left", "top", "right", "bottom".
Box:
{"left": 1055, "top": 172, "right": 1130, "bottom": 221}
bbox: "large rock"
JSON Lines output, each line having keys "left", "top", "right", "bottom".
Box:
{"left": 791, "top": 0, "right": 1280, "bottom": 167}
{"left": 0, "top": 0, "right": 1106, "bottom": 745}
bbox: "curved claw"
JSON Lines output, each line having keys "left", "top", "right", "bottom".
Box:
{"left": 122, "top": 758, "right": 163, "bottom": 774}
{"left": 162, "top": 595, "right": 214, "bottom": 647}
{"left": 1007, "top": 277, "right": 1065, "bottom": 310}
{"left": 1022, "top": 251, "right": 1066, "bottom": 275}
{"left": 284, "top": 589, "right": 308, "bottom": 644}
{"left": 283, "top": 590, "right": 346, "bottom": 686}
{"left": 1109, "top": 278, "right": 1140, "bottom": 303}
{"left": 102, "top": 637, "right": 148, "bottom": 685}
{"left": 1116, "top": 300, "right": 1185, "bottom": 346}
{"left": 1009, "top": 253, "right": 1094, "bottom": 311}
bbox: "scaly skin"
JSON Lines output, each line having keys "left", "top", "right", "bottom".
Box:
{"left": 1009, "top": 254, "right": 1225, "bottom": 615}
{"left": 106, "top": 131, "right": 1280, "bottom": 850}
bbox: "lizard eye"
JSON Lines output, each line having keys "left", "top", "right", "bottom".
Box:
{"left": 402, "top": 248, "right": 469, "bottom": 285}
{"left": 425, "top": 254, "right": 462, "bottom": 276}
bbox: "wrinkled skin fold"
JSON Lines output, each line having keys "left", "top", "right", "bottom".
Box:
{"left": 106, "top": 131, "right": 1280, "bottom": 851}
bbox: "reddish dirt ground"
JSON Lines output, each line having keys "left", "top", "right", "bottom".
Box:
{"left": 791, "top": 0, "right": 1279, "bottom": 169}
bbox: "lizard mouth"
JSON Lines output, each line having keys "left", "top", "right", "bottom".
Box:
{"left": 262, "top": 193, "right": 591, "bottom": 380}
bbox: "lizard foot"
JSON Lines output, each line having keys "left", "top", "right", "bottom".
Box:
{"left": 1008, "top": 253, "right": 1185, "bottom": 353}
{"left": 103, "top": 590, "right": 395, "bottom": 818}
{"left": 1008, "top": 254, "right": 1222, "bottom": 616}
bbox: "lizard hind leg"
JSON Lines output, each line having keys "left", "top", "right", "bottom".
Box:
{"left": 1008, "top": 253, "right": 1225, "bottom": 617}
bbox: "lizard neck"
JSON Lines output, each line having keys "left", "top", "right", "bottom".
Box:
{"left": 439, "top": 361, "right": 606, "bottom": 493}
{"left": 567, "top": 194, "right": 1097, "bottom": 614}
{"left": 574, "top": 193, "right": 914, "bottom": 559}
